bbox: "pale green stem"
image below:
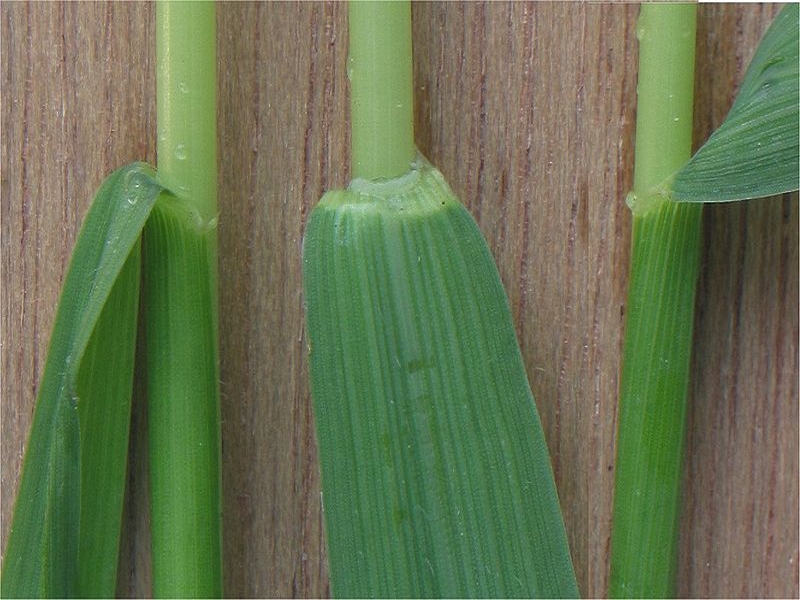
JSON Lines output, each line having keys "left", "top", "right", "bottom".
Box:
{"left": 631, "top": 4, "right": 697, "bottom": 194}
{"left": 349, "top": 0, "right": 416, "bottom": 180}
{"left": 156, "top": 0, "right": 218, "bottom": 220}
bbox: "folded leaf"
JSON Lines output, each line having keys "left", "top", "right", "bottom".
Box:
{"left": 304, "top": 158, "right": 578, "bottom": 598}
{"left": 1, "top": 163, "right": 165, "bottom": 598}
{"left": 75, "top": 241, "right": 142, "bottom": 598}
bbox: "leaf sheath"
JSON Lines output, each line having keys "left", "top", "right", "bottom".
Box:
{"left": 143, "top": 199, "right": 222, "bottom": 598}
{"left": 304, "top": 160, "right": 578, "bottom": 598}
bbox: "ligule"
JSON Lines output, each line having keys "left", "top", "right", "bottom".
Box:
{"left": 304, "top": 158, "right": 578, "bottom": 598}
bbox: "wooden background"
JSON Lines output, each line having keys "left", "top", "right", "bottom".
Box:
{"left": 1, "top": 2, "right": 797, "bottom": 597}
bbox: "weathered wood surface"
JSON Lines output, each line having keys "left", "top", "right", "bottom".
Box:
{"left": 1, "top": 2, "right": 796, "bottom": 597}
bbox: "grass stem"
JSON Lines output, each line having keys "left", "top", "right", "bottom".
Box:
{"left": 156, "top": 1, "right": 218, "bottom": 221}
{"left": 629, "top": 5, "right": 697, "bottom": 195}
{"left": 348, "top": 0, "right": 416, "bottom": 180}
{"left": 149, "top": 2, "right": 222, "bottom": 596}
{"left": 609, "top": 5, "right": 700, "bottom": 598}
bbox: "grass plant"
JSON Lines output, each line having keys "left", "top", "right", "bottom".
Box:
{"left": 610, "top": 4, "right": 798, "bottom": 597}
{"left": 609, "top": 6, "right": 700, "bottom": 597}
{"left": 303, "top": 1, "right": 577, "bottom": 596}
{"left": 146, "top": 3, "right": 222, "bottom": 596}
{"left": 1, "top": 2, "right": 222, "bottom": 597}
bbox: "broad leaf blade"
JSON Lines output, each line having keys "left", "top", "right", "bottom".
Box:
{"left": 671, "top": 4, "right": 799, "bottom": 202}
{"left": 304, "top": 161, "right": 578, "bottom": 598}
{"left": 1, "top": 163, "right": 165, "bottom": 598}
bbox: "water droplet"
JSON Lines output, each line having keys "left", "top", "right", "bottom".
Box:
{"left": 635, "top": 10, "right": 651, "bottom": 41}
{"left": 346, "top": 55, "right": 355, "bottom": 80}
{"left": 673, "top": 116, "right": 680, "bottom": 122}
{"left": 127, "top": 195, "right": 138, "bottom": 205}
{"left": 178, "top": 81, "right": 189, "bottom": 94}
{"left": 174, "top": 144, "right": 187, "bottom": 160}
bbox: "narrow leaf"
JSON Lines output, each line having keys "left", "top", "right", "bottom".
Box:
{"left": 75, "top": 242, "right": 142, "bottom": 598}
{"left": 671, "top": 4, "right": 799, "bottom": 202}
{"left": 304, "top": 159, "right": 578, "bottom": 598}
{"left": 1, "top": 163, "right": 166, "bottom": 598}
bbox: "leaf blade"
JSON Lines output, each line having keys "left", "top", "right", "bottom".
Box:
{"left": 75, "top": 241, "right": 142, "bottom": 598}
{"left": 1, "top": 163, "right": 165, "bottom": 598}
{"left": 671, "top": 4, "right": 799, "bottom": 202}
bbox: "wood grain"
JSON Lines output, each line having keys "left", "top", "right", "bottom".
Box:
{"left": 681, "top": 6, "right": 799, "bottom": 597}
{"left": 1, "top": 2, "right": 796, "bottom": 598}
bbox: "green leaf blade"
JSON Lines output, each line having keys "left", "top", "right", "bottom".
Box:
{"left": 76, "top": 242, "right": 142, "bottom": 598}
{"left": 1, "top": 163, "right": 164, "bottom": 598}
{"left": 304, "top": 161, "right": 578, "bottom": 598}
{"left": 671, "top": 4, "right": 799, "bottom": 202}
